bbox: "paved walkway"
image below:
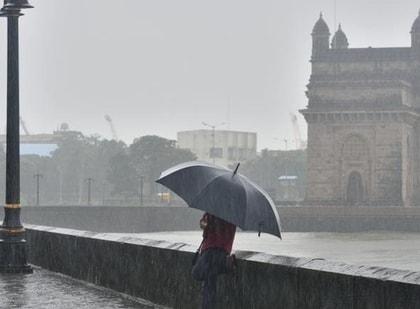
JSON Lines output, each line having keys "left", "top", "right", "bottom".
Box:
{"left": 0, "top": 267, "right": 161, "bottom": 309}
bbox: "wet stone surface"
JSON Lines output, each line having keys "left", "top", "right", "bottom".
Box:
{"left": 0, "top": 267, "right": 160, "bottom": 309}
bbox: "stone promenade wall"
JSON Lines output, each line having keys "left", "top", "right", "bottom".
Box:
{"left": 8, "top": 206, "right": 420, "bottom": 233}
{"left": 26, "top": 225, "right": 420, "bottom": 309}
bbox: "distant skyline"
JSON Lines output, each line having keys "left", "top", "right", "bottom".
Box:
{"left": 0, "top": 0, "right": 418, "bottom": 150}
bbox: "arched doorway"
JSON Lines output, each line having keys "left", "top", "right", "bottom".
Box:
{"left": 347, "top": 171, "right": 363, "bottom": 206}
{"left": 341, "top": 134, "right": 370, "bottom": 205}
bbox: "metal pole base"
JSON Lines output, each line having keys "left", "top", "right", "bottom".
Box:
{"left": 0, "top": 237, "right": 32, "bottom": 274}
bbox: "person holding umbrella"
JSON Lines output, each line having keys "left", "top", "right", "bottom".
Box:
{"left": 191, "top": 212, "right": 236, "bottom": 309}
{"left": 156, "top": 161, "right": 281, "bottom": 308}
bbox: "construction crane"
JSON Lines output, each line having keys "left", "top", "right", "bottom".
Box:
{"left": 19, "top": 116, "right": 30, "bottom": 135}
{"left": 290, "top": 113, "right": 305, "bottom": 150}
{"left": 104, "top": 115, "right": 119, "bottom": 141}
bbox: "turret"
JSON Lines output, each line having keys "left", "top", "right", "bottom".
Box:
{"left": 411, "top": 10, "right": 420, "bottom": 51}
{"left": 312, "top": 13, "right": 330, "bottom": 58}
{"left": 331, "top": 24, "right": 349, "bottom": 49}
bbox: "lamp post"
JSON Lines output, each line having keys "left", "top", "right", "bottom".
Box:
{"left": 139, "top": 175, "right": 144, "bottom": 206}
{"left": 85, "top": 178, "right": 94, "bottom": 206}
{"left": 202, "top": 122, "right": 225, "bottom": 164}
{"left": 0, "top": 0, "right": 33, "bottom": 274}
{"left": 34, "top": 173, "right": 43, "bottom": 206}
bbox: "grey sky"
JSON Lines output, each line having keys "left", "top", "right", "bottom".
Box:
{"left": 0, "top": 0, "right": 418, "bottom": 150}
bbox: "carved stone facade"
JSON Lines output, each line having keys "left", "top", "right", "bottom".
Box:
{"left": 301, "top": 13, "right": 420, "bottom": 206}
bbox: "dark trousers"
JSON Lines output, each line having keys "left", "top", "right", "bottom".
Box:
{"left": 192, "top": 248, "right": 228, "bottom": 309}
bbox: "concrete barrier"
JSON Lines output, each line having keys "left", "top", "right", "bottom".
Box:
{"left": 7, "top": 205, "right": 420, "bottom": 233}
{"left": 26, "top": 224, "right": 420, "bottom": 309}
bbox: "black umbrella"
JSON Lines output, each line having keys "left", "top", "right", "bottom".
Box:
{"left": 156, "top": 161, "right": 281, "bottom": 238}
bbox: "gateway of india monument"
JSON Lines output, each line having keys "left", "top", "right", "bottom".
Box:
{"left": 301, "top": 11, "right": 420, "bottom": 207}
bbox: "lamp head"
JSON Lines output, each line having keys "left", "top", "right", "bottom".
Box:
{"left": 0, "top": 0, "right": 32, "bottom": 16}
{"left": 3, "top": 0, "right": 33, "bottom": 10}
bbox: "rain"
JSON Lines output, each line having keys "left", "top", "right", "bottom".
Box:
{"left": 0, "top": 0, "right": 419, "bottom": 308}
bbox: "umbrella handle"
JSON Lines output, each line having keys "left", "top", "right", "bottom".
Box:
{"left": 258, "top": 222, "right": 263, "bottom": 237}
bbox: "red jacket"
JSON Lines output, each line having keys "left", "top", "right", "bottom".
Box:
{"left": 200, "top": 213, "right": 236, "bottom": 254}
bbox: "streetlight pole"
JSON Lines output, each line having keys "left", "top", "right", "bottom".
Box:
{"left": 139, "top": 175, "right": 144, "bottom": 207}
{"left": 34, "top": 173, "right": 43, "bottom": 206}
{"left": 85, "top": 178, "right": 94, "bottom": 206}
{"left": 101, "top": 181, "right": 106, "bottom": 206}
{"left": 0, "top": 0, "right": 33, "bottom": 274}
{"left": 202, "top": 122, "right": 225, "bottom": 164}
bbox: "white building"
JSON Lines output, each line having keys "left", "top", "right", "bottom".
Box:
{"left": 177, "top": 130, "right": 257, "bottom": 167}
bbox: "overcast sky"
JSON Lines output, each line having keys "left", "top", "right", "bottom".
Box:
{"left": 0, "top": 0, "right": 418, "bottom": 150}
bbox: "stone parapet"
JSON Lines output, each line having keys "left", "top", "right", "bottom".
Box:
{"left": 26, "top": 225, "right": 420, "bottom": 309}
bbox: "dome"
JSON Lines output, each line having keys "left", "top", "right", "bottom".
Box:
{"left": 312, "top": 13, "right": 330, "bottom": 35}
{"left": 412, "top": 10, "right": 420, "bottom": 33}
{"left": 331, "top": 24, "right": 349, "bottom": 49}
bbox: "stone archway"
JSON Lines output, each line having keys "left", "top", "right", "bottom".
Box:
{"left": 341, "top": 134, "right": 370, "bottom": 205}
{"left": 347, "top": 171, "right": 363, "bottom": 206}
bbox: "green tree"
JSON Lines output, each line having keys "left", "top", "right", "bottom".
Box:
{"left": 82, "top": 137, "right": 127, "bottom": 204}
{"left": 129, "top": 135, "right": 196, "bottom": 196}
{"left": 0, "top": 133, "right": 197, "bottom": 206}
{"left": 51, "top": 131, "right": 88, "bottom": 204}
{"left": 107, "top": 151, "right": 138, "bottom": 197}
{"left": 21, "top": 155, "right": 60, "bottom": 205}
{"left": 51, "top": 132, "right": 126, "bottom": 205}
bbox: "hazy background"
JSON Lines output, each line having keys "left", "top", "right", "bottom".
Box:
{"left": 0, "top": 0, "right": 418, "bottom": 150}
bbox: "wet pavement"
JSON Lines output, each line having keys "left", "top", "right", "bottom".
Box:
{"left": 121, "top": 231, "right": 420, "bottom": 272}
{"left": 0, "top": 267, "right": 162, "bottom": 309}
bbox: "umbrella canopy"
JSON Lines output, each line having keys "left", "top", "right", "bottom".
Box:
{"left": 156, "top": 161, "right": 281, "bottom": 238}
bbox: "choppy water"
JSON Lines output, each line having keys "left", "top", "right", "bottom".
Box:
{"left": 121, "top": 231, "right": 420, "bottom": 272}
{"left": 0, "top": 268, "right": 163, "bottom": 309}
